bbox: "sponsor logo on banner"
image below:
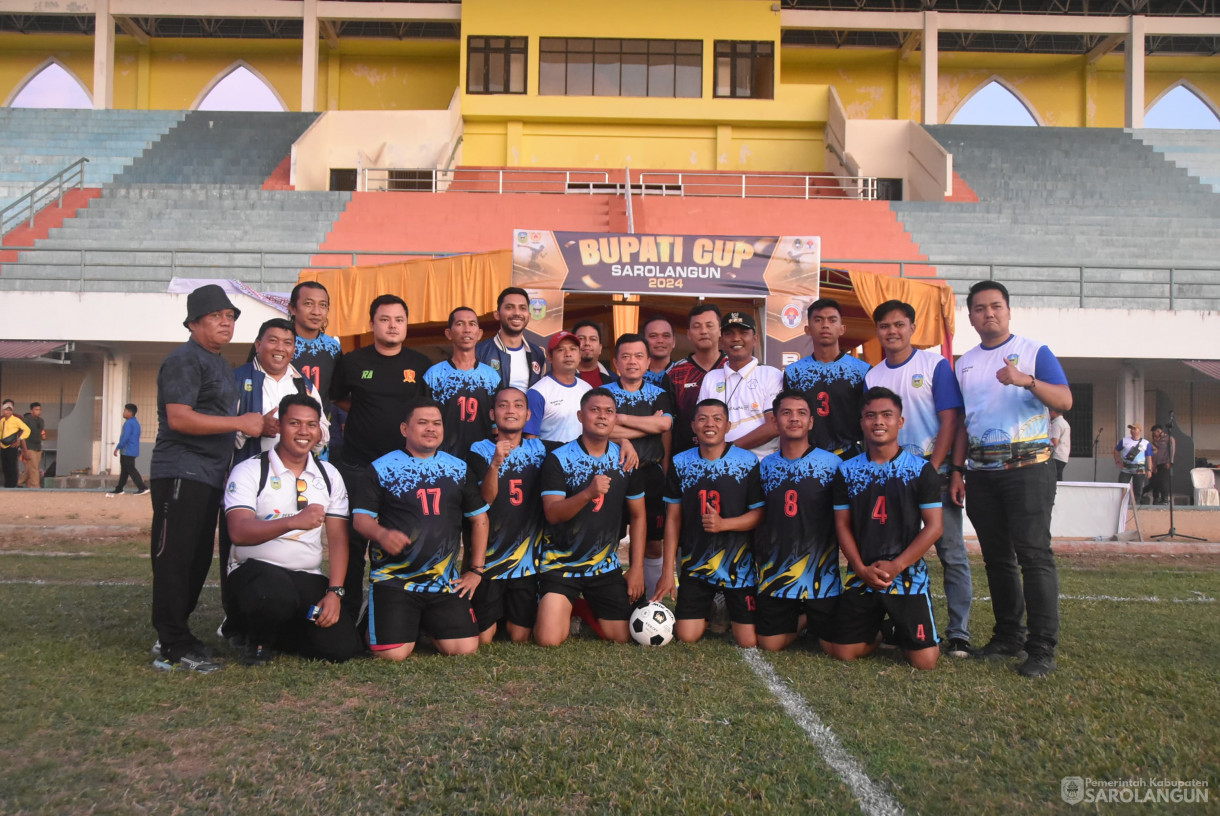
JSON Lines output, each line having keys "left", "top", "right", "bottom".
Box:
{"left": 517, "top": 231, "right": 529, "bottom": 244}
{"left": 529, "top": 298, "right": 547, "bottom": 320}
{"left": 781, "top": 303, "right": 802, "bottom": 329}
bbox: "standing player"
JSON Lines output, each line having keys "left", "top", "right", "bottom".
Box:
{"left": 534, "top": 389, "right": 646, "bottom": 647}
{"left": 952, "top": 281, "right": 1071, "bottom": 678}
{"left": 754, "top": 392, "right": 843, "bottom": 652}
{"left": 424, "top": 306, "right": 501, "bottom": 455}
{"left": 783, "top": 298, "right": 870, "bottom": 459}
{"left": 329, "top": 294, "right": 432, "bottom": 620}
{"left": 654, "top": 398, "right": 764, "bottom": 648}
{"left": 289, "top": 281, "right": 342, "bottom": 414}
{"left": 476, "top": 287, "right": 546, "bottom": 391}
{"left": 697, "top": 311, "right": 782, "bottom": 460}
{"left": 664, "top": 304, "right": 726, "bottom": 455}
{"left": 604, "top": 333, "right": 673, "bottom": 599}
{"left": 350, "top": 399, "right": 489, "bottom": 659}
{"left": 827, "top": 387, "right": 943, "bottom": 671}
{"left": 865, "top": 300, "right": 974, "bottom": 658}
{"left": 466, "top": 387, "right": 547, "bottom": 644}
{"left": 641, "top": 315, "right": 676, "bottom": 388}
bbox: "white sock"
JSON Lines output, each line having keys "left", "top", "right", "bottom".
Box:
{"left": 644, "top": 556, "right": 664, "bottom": 600}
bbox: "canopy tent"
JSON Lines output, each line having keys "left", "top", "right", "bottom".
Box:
{"left": 297, "top": 247, "right": 956, "bottom": 359}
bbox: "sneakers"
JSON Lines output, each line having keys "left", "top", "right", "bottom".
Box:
{"left": 151, "top": 639, "right": 161, "bottom": 658}
{"left": 708, "top": 592, "right": 730, "bottom": 635}
{"left": 240, "top": 643, "right": 275, "bottom": 667}
{"left": 153, "top": 648, "right": 223, "bottom": 674}
{"left": 976, "top": 639, "right": 1028, "bottom": 661}
{"left": 1017, "top": 652, "right": 1056, "bottom": 678}
{"left": 136, "top": 488, "right": 150, "bottom": 495}
{"left": 945, "top": 638, "right": 975, "bottom": 658}
{"left": 877, "top": 618, "right": 899, "bottom": 651}
{"left": 105, "top": 491, "right": 118, "bottom": 498}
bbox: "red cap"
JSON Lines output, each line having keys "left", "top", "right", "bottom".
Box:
{"left": 547, "top": 331, "right": 580, "bottom": 354}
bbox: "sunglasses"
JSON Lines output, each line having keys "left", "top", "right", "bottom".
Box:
{"left": 296, "top": 478, "right": 309, "bottom": 511}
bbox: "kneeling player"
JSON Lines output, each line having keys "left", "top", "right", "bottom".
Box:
{"left": 466, "top": 387, "right": 547, "bottom": 644}
{"left": 351, "top": 399, "right": 490, "bottom": 660}
{"left": 754, "top": 391, "right": 843, "bottom": 652}
{"left": 828, "top": 387, "right": 943, "bottom": 671}
{"left": 654, "top": 398, "right": 764, "bottom": 648}
{"left": 534, "top": 389, "right": 646, "bottom": 646}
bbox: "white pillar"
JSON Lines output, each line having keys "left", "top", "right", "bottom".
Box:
{"left": 101, "top": 352, "right": 130, "bottom": 475}
{"left": 302, "top": 0, "right": 320, "bottom": 112}
{"left": 93, "top": 0, "right": 114, "bottom": 110}
{"left": 1125, "top": 15, "right": 1146, "bottom": 128}
{"left": 921, "top": 11, "right": 939, "bottom": 126}
{"left": 1118, "top": 362, "right": 1145, "bottom": 437}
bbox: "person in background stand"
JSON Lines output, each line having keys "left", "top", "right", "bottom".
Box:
{"left": 110, "top": 403, "right": 148, "bottom": 496}
{"left": 1149, "top": 424, "right": 1174, "bottom": 505}
{"left": 0, "top": 400, "right": 30, "bottom": 489}
{"left": 1049, "top": 409, "right": 1071, "bottom": 482}
{"left": 18, "top": 402, "right": 44, "bottom": 489}
{"left": 1114, "top": 423, "right": 1151, "bottom": 505}
{"left": 476, "top": 287, "right": 546, "bottom": 391}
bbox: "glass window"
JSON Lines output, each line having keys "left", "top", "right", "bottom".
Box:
{"left": 713, "top": 41, "right": 773, "bottom": 99}
{"left": 539, "top": 37, "right": 701, "bottom": 98}
{"left": 467, "top": 36, "right": 527, "bottom": 95}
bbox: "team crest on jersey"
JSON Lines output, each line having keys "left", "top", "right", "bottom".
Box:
{"left": 531, "top": 361, "right": 541, "bottom": 374}
{"left": 529, "top": 298, "right": 547, "bottom": 320}
{"left": 490, "top": 359, "right": 501, "bottom": 370}
{"left": 403, "top": 369, "right": 416, "bottom": 383}
{"left": 243, "top": 379, "right": 253, "bottom": 392}
{"left": 1005, "top": 354, "right": 1020, "bottom": 366}
{"left": 780, "top": 302, "right": 802, "bottom": 329}
{"left": 227, "top": 481, "right": 236, "bottom": 494}
{"left": 911, "top": 373, "right": 925, "bottom": 389}
{"left": 715, "top": 382, "right": 726, "bottom": 393}
{"left": 269, "top": 476, "right": 282, "bottom": 490}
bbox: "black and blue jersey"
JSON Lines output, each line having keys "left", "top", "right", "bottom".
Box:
{"left": 467, "top": 438, "right": 547, "bottom": 579}
{"left": 603, "top": 381, "right": 673, "bottom": 466}
{"left": 832, "top": 450, "right": 941, "bottom": 595}
{"left": 756, "top": 446, "right": 842, "bottom": 599}
{"left": 663, "top": 444, "right": 764, "bottom": 589}
{"left": 351, "top": 449, "right": 488, "bottom": 593}
{"left": 293, "top": 332, "right": 342, "bottom": 411}
{"left": 783, "top": 352, "right": 871, "bottom": 454}
{"left": 424, "top": 360, "right": 502, "bottom": 455}
{"left": 539, "top": 439, "right": 644, "bottom": 577}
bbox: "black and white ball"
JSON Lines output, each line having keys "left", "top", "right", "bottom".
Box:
{"left": 629, "top": 602, "right": 675, "bottom": 647}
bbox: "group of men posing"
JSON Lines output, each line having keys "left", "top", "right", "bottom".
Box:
{"left": 149, "top": 278, "right": 1070, "bottom": 680}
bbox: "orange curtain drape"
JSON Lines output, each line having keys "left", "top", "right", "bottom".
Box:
{"left": 298, "top": 250, "right": 512, "bottom": 337}
{"left": 848, "top": 271, "right": 957, "bottom": 362}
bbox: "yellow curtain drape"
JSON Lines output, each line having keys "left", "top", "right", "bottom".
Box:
{"left": 612, "top": 295, "right": 640, "bottom": 343}
{"left": 847, "top": 271, "right": 957, "bottom": 349}
{"left": 298, "top": 250, "right": 512, "bottom": 337}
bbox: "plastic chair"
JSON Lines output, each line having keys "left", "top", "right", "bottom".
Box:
{"left": 1189, "top": 468, "right": 1219, "bottom": 506}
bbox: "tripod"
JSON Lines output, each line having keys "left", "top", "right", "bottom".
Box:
{"left": 1152, "top": 413, "right": 1204, "bottom": 542}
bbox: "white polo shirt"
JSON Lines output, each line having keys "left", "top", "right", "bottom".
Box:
{"left": 223, "top": 448, "right": 347, "bottom": 574}
{"left": 235, "top": 361, "right": 330, "bottom": 453}
{"left": 525, "top": 375, "right": 593, "bottom": 444}
{"left": 698, "top": 357, "right": 783, "bottom": 460}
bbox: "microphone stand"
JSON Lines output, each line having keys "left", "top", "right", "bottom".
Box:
{"left": 1092, "top": 427, "right": 1103, "bottom": 483}
{"left": 1153, "top": 413, "right": 1204, "bottom": 542}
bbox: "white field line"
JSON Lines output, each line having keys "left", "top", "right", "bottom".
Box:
{"left": 742, "top": 648, "right": 904, "bottom": 816}
{"left": 0, "top": 579, "right": 217, "bottom": 587}
{"left": 930, "top": 593, "right": 1215, "bottom": 603}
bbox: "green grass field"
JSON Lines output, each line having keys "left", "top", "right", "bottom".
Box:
{"left": 1, "top": 540, "right": 1216, "bottom": 815}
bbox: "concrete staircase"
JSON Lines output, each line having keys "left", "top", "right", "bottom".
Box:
{"left": 0, "top": 108, "right": 185, "bottom": 210}
{"left": 2, "top": 112, "right": 351, "bottom": 292}
{"left": 1130, "top": 128, "right": 1220, "bottom": 192}
{"left": 892, "top": 125, "right": 1220, "bottom": 310}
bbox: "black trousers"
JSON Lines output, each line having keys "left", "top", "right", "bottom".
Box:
{"left": 334, "top": 459, "right": 370, "bottom": 623}
{"left": 965, "top": 459, "right": 1060, "bottom": 657}
{"left": 150, "top": 477, "right": 221, "bottom": 662}
{"left": 1, "top": 446, "right": 20, "bottom": 487}
{"left": 1150, "top": 468, "right": 1172, "bottom": 503}
{"left": 227, "top": 559, "right": 361, "bottom": 662}
{"left": 114, "top": 455, "right": 146, "bottom": 493}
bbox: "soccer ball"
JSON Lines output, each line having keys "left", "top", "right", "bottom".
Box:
{"left": 629, "top": 602, "right": 675, "bottom": 647}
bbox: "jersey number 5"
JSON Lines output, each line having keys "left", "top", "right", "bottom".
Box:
{"left": 416, "top": 487, "right": 442, "bottom": 515}
{"left": 871, "top": 496, "right": 887, "bottom": 525}
{"left": 508, "top": 478, "right": 523, "bottom": 506}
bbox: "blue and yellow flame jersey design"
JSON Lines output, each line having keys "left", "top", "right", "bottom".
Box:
{"left": 782, "top": 352, "right": 871, "bottom": 453}
{"left": 467, "top": 437, "right": 547, "bottom": 579}
{"left": 423, "top": 360, "right": 502, "bottom": 456}
{"left": 663, "top": 444, "right": 764, "bottom": 589}
{"left": 755, "top": 446, "right": 842, "bottom": 599}
{"left": 833, "top": 450, "right": 941, "bottom": 595}
{"left": 351, "top": 449, "right": 488, "bottom": 592}
{"left": 539, "top": 438, "right": 644, "bottom": 577}
{"left": 603, "top": 381, "right": 673, "bottom": 466}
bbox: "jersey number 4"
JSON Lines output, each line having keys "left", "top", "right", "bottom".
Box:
{"left": 416, "top": 487, "right": 442, "bottom": 515}
{"left": 871, "top": 496, "right": 887, "bottom": 525}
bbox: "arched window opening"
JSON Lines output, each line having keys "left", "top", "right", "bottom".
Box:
{"left": 1146, "top": 84, "right": 1220, "bottom": 130}
{"left": 8, "top": 61, "right": 92, "bottom": 108}
{"left": 948, "top": 80, "right": 1039, "bottom": 127}
{"left": 196, "top": 65, "right": 286, "bottom": 112}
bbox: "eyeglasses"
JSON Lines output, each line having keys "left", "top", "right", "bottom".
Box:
{"left": 296, "top": 478, "right": 309, "bottom": 511}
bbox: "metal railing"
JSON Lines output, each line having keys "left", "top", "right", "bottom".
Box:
{"left": 0, "top": 158, "right": 89, "bottom": 236}
{"left": 637, "top": 171, "right": 878, "bottom": 200}
{"left": 362, "top": 167, "right": 613, "bottom": 194}
{"left": 2, "top": 249, "right": 1219, "bottom": 311}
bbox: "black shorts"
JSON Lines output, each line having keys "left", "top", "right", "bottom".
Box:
{"left": 640, "top": 462, "right": 666, "bottom": 541}
{"left": 753, "top": 594, "right": 839, "bottom": 640}
{"left": 471, "top": 574, "right": 539, "bottom": 632}
{"left": 538, "top": 570, "right": 631, "bottom": 621}
{"left": 368, "top": 583, "right": 478, "bottom": 648}
{"left": 674, "top": 572, "right": 755, "bottom": 625}
{"left": 829, "top": 588, "right": 939, "bottom": 650}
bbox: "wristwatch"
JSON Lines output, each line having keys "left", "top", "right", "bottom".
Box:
{"left": 326, "top": 586, "right": 345, "bottom": 598}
